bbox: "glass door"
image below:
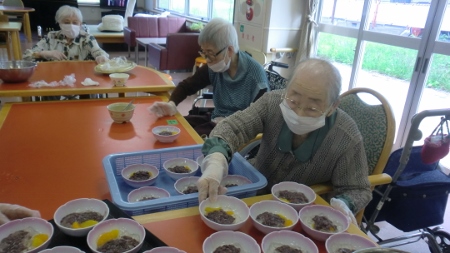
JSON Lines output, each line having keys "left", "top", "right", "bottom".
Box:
{"left": 407, "top": 1, "right": 450, "bottom": 168}
{"left": 315, "top": 0, "right": 450, "bottom": 168}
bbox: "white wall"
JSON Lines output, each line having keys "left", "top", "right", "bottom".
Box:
{"left": 79, "top": 0, "right": 146, "bottom": 24}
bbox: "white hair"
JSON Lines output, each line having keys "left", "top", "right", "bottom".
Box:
{"left": 287, "top": 58, "right": 342, "bottom": 105}
{"left": 55, "top": 5, "right": 83, "bottom": 24}
{"left": 198, "top": 18, "right": 239, "bottom": 53}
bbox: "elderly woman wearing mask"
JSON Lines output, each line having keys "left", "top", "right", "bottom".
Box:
{"left": 149, "top": 17, "right": 269, "bottom": 136}
{"left": 197, "top": 58, "right": 372, "bottom": 225}
{"left": 23, "top": 5, "right": 109, "bottom": 64}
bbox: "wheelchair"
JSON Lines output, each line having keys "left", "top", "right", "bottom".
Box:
{"left": 363, "top": 109, "right": 450, "bottom": 253}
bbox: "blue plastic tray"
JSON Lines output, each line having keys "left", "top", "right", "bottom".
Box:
{"left": 102, "top": 144, "right": 267, "bottom": 216}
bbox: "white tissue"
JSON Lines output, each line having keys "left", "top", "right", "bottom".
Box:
{"left": 60, "top": 74, "right": 76, "bottom": 87}
{"left": 81, "top": 78, "right": 99, "bottom": 86}
{"left": 29, "top": 80, "right": 52, "bottom": 88}
{"left": 28, "top": 74, "right": 76, "bottom": 88}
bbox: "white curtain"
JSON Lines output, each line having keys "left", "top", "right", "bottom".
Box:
{"left": 123, "top": 0, "right": 136, "bottom": 27}
{"left": 296, "top": 0, "right": 320, "bottom": 62}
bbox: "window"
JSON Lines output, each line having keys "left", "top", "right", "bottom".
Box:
{"left": 189, "top": 0, "right": 208, "bottom": 18}
{"left": 157, "top": 0, "right": 234, "bottom": 22}
{"left": 211, "top": 0, "right": 234, "bottom": 21}
{"left": 77, "top": 0, "right": 100, "bottom": 5}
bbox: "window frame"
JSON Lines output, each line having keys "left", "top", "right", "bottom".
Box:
{"left": 155, "top": 0, "right": 234, "bottom": 22}
{"left": 77, "top": 0, "right": 100, "bottom": 5}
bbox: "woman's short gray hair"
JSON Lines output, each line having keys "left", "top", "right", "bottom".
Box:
{"left": 287, "top": 58, "right": 342, "bottom": 105}
{"left": 198, "top": 18, "right": 239, "bottom": 53}
{"left": 55, "top": 5, "right": 83, "bottom": 24}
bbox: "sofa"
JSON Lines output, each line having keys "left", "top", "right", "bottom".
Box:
{"left": 124, "top": 15, "right": 188, "bottom": 62}
{"left": 147, "top": 33, "right": 200, "bottom": 71}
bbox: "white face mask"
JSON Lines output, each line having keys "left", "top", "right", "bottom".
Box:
{"left": 207, "top": 51, "right": 230, "bottom": 72}
{"left": 60, "top": 24, "right": 80, "bottom": 39}
{"left": 279, "top": 100, "right": 328, "bottom": 135}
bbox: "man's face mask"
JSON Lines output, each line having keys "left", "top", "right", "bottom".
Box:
{"left": 279, "top": 99, "right": 330, "bottom": 135}
{"left": 60, "top": 24, "right": 80, "bottom": 39}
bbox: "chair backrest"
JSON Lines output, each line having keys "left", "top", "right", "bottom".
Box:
{"left": 338, "top": 87, "right": 396, "bottom": 175}
{"left": 127, "top": 16, "right": 186, "bottom": 38}
{"left": 3, "top": 0, "right": 24, "bottom": 7}
{"left": 127, "top": 16, "right": 160, "bottom": 37}
{"left": 164, "top": 33, "right": 200, "bottom": 70}
{"left": 158, "top": 16, "right": 187, "bottom": 37}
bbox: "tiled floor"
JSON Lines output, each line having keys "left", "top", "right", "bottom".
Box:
{"left": 2, "top": 33, "right": 450, "bottom": 253}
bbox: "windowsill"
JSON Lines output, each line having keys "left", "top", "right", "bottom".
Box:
{"left": 150, "top": 8, "right": 208, "bottom": 25}
{"left": 78, "top": 3, "right": 100, "bottom": 7}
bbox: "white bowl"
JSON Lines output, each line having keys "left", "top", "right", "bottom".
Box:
{"left": 152, "top": 125, "right": 181, "bottom": 143}
{"left": 199, "top": 195, "right": 250, "bottom": 231}
{"left": 221, "top": 175, "right": 252, "bottom": 188}
{"left": 127, "top": 186, "right": 171, "bottom": 202}
{"left": 107, "top": 102, "right": 136, "bottom": 123}
{"left": 325, "top": 233, "right": 378, "bottom": 253}
{"left": 249, "top": 200, "right": 299, "bottom": 235}
{"left": 174, "top": 176, "right": 200, "bottom": 195}
{"left": 143, "top": 247, "right": 186, "bottom": 253}
{"left": 271, "top": 181, "right": 316, "bottom": 211}
{"left": 0, "top": 217, "right": 53, "bottom": 253}
{"left": 87, "top": 218, "right": 145, "bottom": 253}
{"left": 54, "top": 198, "right": 109, "bottom": 237}
{"left": 262, "top": 230, "right": 318, "bottom": 253}
{"left": 299, "top": 205, "right": 350, "bottom": 242}
{"left": 162, "top": 157, "right": 199, "bottom": 181}
{"left": 121, "top": 164, "right": 159, "bottom": 188}
{"left": 109, "top": 73, "right": 129, "bottom": 86}
{"left": 40, "top": 246, "right": 86, "bottom": 253}
{"left": 203, "top": 230, "right": 260, "bottom": 253}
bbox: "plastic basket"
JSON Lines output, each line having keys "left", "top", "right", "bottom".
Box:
{"left": 103, "top": 144, "right": 268, "bottom": 216}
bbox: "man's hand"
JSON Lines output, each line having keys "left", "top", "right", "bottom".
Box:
{"left": 197, "top": 152, "right": 228, "bottom": 202}
{"left": 330, "top": 198, "right": 358, "bottom": 226}
{"left": 148, "top": 101, "right": 178, "bottom": 117}
{"left": 39, "top": 50, "right": 67, "bottom": 61}
{"left": 0, "top": 203, "right": 41, "bottom": 225}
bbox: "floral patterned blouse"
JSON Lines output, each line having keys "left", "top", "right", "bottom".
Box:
{"left": 23, "top": 30, "right": 109, "bottom": 61}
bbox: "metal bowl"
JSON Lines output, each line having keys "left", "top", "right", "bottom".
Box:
{"left": 0, "top": 61, "right": 37, "bottom": 83}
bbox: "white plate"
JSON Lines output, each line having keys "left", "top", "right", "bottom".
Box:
{"left": 94, "top": 61, "right": 137, "bottom": 74}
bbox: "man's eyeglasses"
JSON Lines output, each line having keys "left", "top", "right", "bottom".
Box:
{"left": 282, "top": 94, "right": 325, "bottom": 117}
{"left": 198, "top": 46, "right": 227, "bottom": 61}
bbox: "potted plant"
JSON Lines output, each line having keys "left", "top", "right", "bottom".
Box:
{"left": 189, "top": 22, "right": 204, "bottom": 32}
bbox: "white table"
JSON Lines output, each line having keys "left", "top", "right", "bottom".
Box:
{"left": 136, "top": 37, "right": 167, "bottom": 66}
{"left": 85, "top": 24, "right": 124, "bottom": 44}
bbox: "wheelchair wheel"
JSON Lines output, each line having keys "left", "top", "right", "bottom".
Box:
{"left": 428, "top": 230, "right": 450, "bottom": 253}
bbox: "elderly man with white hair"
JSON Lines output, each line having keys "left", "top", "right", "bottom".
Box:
{"left": 149, "top": 17, "right": 269, "bottom": 136}
{"left": 197, "top": 58, "right": 372, "bottom": 225}
{"left": 23, "top": 5, "right": 109, "bottom": 64}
